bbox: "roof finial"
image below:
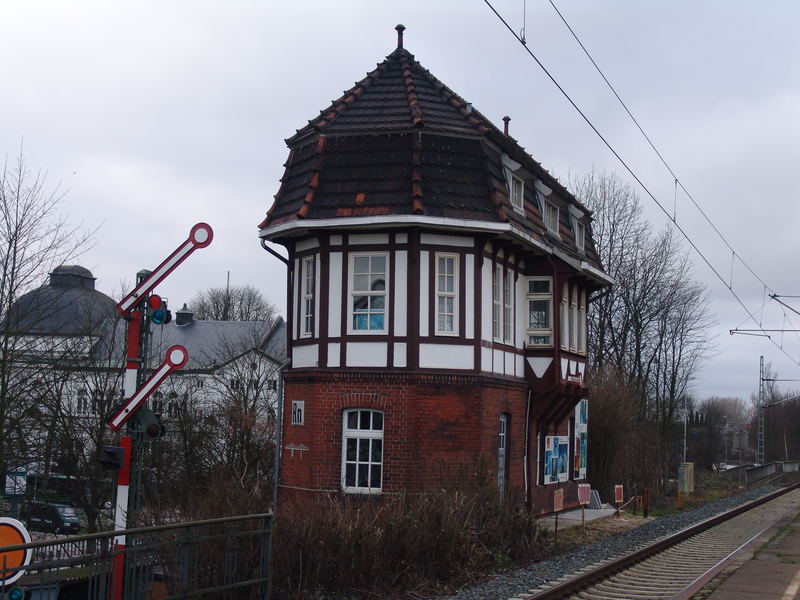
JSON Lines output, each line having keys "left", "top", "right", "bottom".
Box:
{"left": 503, "top": 116, "right": 510, "bottom": 136}
{"left": 396, "top": 24, "right": 406, "bottom": 49}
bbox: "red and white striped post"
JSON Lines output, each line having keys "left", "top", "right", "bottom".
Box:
{"left": 111, "top": 435, "right": 132, "bottom": 600}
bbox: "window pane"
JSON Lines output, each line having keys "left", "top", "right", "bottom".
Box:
{"left": 353, "top": 274, "right": 369, "bottom": 291}
{"left": 360, "top": 411, "right": 370, "bottom": 429}
{"left": 372, "top": 412, "right": 383, "bottom": 430}
{"left": 371, "top": 439, "right": 382, "bottom": 462}
{"left": 353, "top": 314, "right": 368, "bottom": 330}
{"left": 347, "top": 411, "right": 358, "bottom": 429}
{"left": 353, "top": 296, "right": 369, "bottom": 311}
{"left": 371, "top": 276, "right": 386, "bottom": 291}
{"left": 529, "top": 300, "right": 549, "bottom": 328}
{"left": 370, "top": 465, "right": 381, "bottom": 489}
{"left": 346, "top": 463, "right": 356, "bottom": 487}
{"left": 370, "top": 314, "right": 384, "bottom": 330}
{"left": 358, "top": 464, "right": 369, "bottom": 487}
{"left": 372, "top": 296, "right": 385, "bottom": 309}
{"left": 371, "top": 256, "right": 386, "bottom": 272}
{"left": 529, "top": 279, "right": 550, "bottom": 294}
{"left": 346, "top": 438, "right": 357, "bottom": 461}
{"left": 353, "top": 256, "right": 370, "bottom": 272}
{"left": 359, "top": 439, "right": 369, "bottom": 461}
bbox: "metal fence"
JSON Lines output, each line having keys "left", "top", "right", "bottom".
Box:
{"left": 1, "top": 512, "right": 272, "bottom": 600}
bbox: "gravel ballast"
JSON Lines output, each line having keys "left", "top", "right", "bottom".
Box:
{"left": 437, "top": 482, "right": 783, "bottom": 600}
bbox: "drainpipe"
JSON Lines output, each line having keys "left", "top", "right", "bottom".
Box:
{"left": 524, "top": 388, "right": 532, "bottom": 508}
{"left": 272, "top": 357, "right": 292, "bottom": 512}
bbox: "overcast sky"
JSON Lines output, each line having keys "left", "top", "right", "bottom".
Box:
{"left": 2, "top": 1, "right": 799, "bottom": 402}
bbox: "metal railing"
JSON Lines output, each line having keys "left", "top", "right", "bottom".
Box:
{"left": 1, "top": 512, "right": 272, "bottom": 600}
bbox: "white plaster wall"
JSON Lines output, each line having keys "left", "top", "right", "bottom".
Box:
{"left": 515, "top": 354, "right": 525, "bottom": 377}
{"left": 328, "top": 252, "right": 342, "bottom": 337}
{"left": 421, "top": 232, "right": 474, "bottom": 247}
{"left": 395, "top": 233, "right": 408, "bottom": 244}
{"left": 394, "top": 251, "right": 408, "bottom": 336}
{"left": 295, "top": 238, "right": 319, "bottom": 251}
{"left": 492, "top": 348, "right": 504, "bottom": 374}
{"left": 465, "top": 254, "right": 474, "bottom": 339}
{"left": 420, "top": 343, "right": 473, "bottom": 370}
{"left": 419, "top": 250, "right": 429, "bottom": 336}
{"left": 393, "top": 342, "right": 407, "bottom": 367}
{"left": 346, "top": 342, "right": 388, "bottom": 367}
{"left": 349, "top": 233, "right": 389, "bottom": 245}
{"left": 481, "top": 346, "right": 493, "bottom": 372}
{"left": 504, "top": 351, "right": 515, "bottom": 376}
{"left": 327, "top": 343, "right": 340, "bottom": 367}
{"left": 293, "top": 344, "right": 318, "bottom": 368}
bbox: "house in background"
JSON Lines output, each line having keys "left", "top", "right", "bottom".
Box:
{"left": 258, "top": 26, "right": 611, "bottom": 513}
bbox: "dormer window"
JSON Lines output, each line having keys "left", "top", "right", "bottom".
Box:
{"left": 544, "top": 201, "right": 559, "bottom": 235}
{"left": 510, "top": 175, "right": 524, "bottom": 212}
{"left": 575, "top": 221, "right": 585, "bottom": 251}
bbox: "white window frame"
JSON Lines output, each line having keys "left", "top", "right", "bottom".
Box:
{"left": 544, "top": 200, "right": 560, "bottom": 236}
{"left": 526, "top": 277, "right": 553, "bottom": 347}
{"left": 578, "top": 290, "right": 587, "bottom": 354}
{"left": 435, "top": 253, "right": 458, "bottom": 336}
{"left": 301, "top": 256, "right": 315, "bottom": 338}
{"left": 574, "top": 220, "right": 585, "bottom": 251}
{"left": 570, "top": 285, "right": 578, "bottom": 351}
{"left": 348, "top": 253, "right": 389, "bottom": 334}
{"left": 342, "top": 409, "right": 384, "bottom": 494}
{"left": 492, "top": 267, "right": 502, "bottom": 340}
{"left": 502, "top": 269, "right": 513, "bottom": 343}
{"left": 510, "top": 174, "right": 524, "bottom": 213}
{"left": 560, "top": 282, "right": 569, "bottom": 350}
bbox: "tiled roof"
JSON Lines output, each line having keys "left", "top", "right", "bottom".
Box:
{"left": 260, "top": 26, "right": 602, "bottom": 271}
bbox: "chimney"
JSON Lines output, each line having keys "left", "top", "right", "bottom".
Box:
{"left": 175, "top": 303, "right": 194, "bottom": 327}
{"left": 395, "top": 24, "right": 405, "bottom": 49}
{"left": 503, "top": 116, "right": 510, "bottom": 136}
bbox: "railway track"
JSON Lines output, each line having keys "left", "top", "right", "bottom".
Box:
{"left": 517, "top": 482, "right": 800, "bottom": 600}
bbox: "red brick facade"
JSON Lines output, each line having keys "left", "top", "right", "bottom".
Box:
{"left": 280, "top": 370, "right": 529, "bottom": 496}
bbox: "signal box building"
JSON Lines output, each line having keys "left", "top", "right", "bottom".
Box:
{"left": 258, "top": 26, "right": 611, "bottom": 513}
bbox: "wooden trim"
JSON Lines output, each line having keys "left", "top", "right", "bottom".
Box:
{"left": 339, "top": 234, "right": 349, "bottom": 366}
{"left": 387, "top": 233, "right": 396, "bottom": 366}
{"left": 318, "top": 234, "right": 330, "bottom": 367}
{"left": 407, "top": 229, "right": 420, "bottom": 369}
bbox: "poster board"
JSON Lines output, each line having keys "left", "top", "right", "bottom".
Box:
{"left": 544, "top": 436, "right": 570, "bottom": 484}
{"left": 573, "top": 399, "right": 588, "bottom": 480}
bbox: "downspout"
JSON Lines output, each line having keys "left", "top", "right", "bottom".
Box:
{"left": 261, "top": 238, "right": 289, "bottom": 266}
{"left": 272, "top": 357, "right": 292, "bottom": 511}
{"left": 524, "top": 387, "right": 532, "bottom": 508}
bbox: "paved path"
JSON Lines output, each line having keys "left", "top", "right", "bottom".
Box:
{"left": 704, "top": 503, "right": 800, "bottom": 599}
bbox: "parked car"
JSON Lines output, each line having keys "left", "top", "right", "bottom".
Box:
{"left": 20, "top": 502, "right": 81, "bottom": 534}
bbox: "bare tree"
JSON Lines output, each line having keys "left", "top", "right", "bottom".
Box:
{"left": 574, "top": 170, "right": 715, "bottom": 488}
{"left": 188, "top": 284, "right": 278, "bottom": 322}
{"left": 0, "top": 150, "right": 93, "bottom": 479}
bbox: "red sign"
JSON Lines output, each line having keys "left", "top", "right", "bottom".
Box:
{"left": 578, "top": 483, "right": 591, "bottom": 505}
{"left": 553, "top": 488, "right": 564, "bottom": 512}
{"left": 614, "top": 484, "right": 624, "bottom": 504}
{"left": 0, "top": 518, "right": 32, "bottom": 584}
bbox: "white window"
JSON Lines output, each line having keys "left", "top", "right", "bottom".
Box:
{"left": 560, "top": 282, "right": 569, "bottom": 350}
{"left": 436, "top": 254, "right": 458, "bottom": 335}
{"left": 544, "top": 201, "right": 559, "bottom": 235}
{"left": 301, "top": 256, "right": 315, "bottom": 337}
{"left": 574, "top": 220, "right": 585, "bottom": 251}
{"left": 350, "top": 254, "right": 388, "bottom": 332}
{"left": 526, "top": 278, "right": 553, "bottom": 347}
{"left": 570, "top": 286, "right": 578, "bottom": 351}
{"left": 342, "top": 409, "right": 384, "bottom": 493}
{"left": 492, "top": 267, "right": 502, "bottom": 340}
{"left": 578, "top": 290, "right": 587, "bottom": 354}
{"left": 503, "top": 269, "right": 513, "bottom": 343}
{"left": 510, "top": 175, "right": 524, "bottom": 212}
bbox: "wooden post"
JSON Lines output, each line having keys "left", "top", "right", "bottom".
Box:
{"left": 643, "top": 487, "right": 650, "bottom": 519}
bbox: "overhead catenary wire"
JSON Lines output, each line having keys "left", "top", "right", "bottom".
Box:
{"left": 545, "top": 0, "right": 800, "bottom": 348}
{"left": 481, "top": 0, "right": 800, "bottom": 370}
